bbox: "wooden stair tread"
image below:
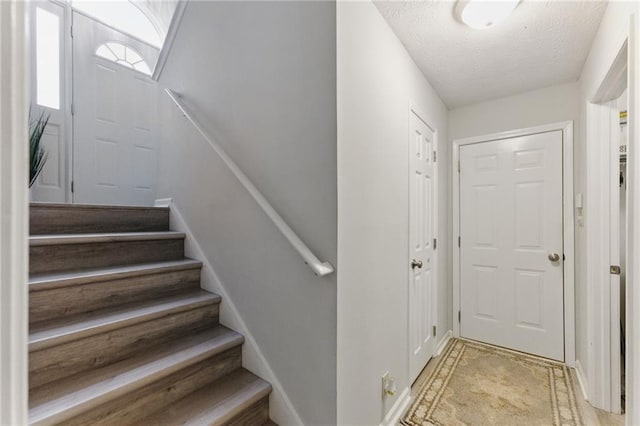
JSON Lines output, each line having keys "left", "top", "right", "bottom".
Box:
{"left": 142, "top": 369, "right": 272, "bottom": 426}
{"left": 29, "top": 326, "right": 243, "bottom": 425}
{"left": 30, "top": 231, "right": 186, "bottom": 246}
{"left": 29, "top": 259, "right": 203, "bottom": 290}
{"left": 29, "top": 290, "right": 221, "bottom": 351}
{"left": 30, "top": 202, "right": 170, "bottom": 211}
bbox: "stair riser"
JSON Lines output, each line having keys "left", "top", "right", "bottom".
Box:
{"left": 30, "top": 205, "right": 170, "bottom": 235}
{"left": 61, "top": 347, "right": 242, "bottom": 426}
{"left": 30, "top": 303, "right": 220, "bottom": 389}
{"left": 30, "top": 268, "right": 202, "bottom": 326}
{"left": 226, "top": 397, "right": 270, "bottom": 426}
{"left": 30, "top": 239, "right": 184, "bottom": 275}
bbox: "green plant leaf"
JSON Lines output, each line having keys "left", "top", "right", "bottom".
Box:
{"left": 29, "top": 108, "right": 49, "bottom": 188}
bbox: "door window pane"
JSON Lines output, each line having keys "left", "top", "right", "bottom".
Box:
{"left": 95, "top": 42, "right": 151, "bottom": 76}
{"left": 36, "top": 7, "right": 60, "bottom": 110}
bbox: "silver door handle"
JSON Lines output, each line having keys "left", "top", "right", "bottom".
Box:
{"left": 548, "top": 253, "right": 560, "bottom": 262}
{"left": 411, "top": 259, "right": 423, "bottom": 269}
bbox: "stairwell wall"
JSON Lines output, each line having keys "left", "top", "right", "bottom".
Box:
{"left": 156, "top": 2, "right": 337, "bottom": 425}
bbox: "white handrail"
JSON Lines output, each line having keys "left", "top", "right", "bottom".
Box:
{"left": 164, "top": 89, "right": 335, "bottom": 277}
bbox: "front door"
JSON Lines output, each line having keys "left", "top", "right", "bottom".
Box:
{"left": 408, "top": 110, "right": 436, "bottom": 382}
{"left": 72, "top": 11, "right": 159, "bottom": 206}
{"left": 459, "top": 131, "right": 564, "bottom": 361}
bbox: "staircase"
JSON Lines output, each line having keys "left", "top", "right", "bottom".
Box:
{"left": 28, "top": 203, "right": 274, "bottom": 425}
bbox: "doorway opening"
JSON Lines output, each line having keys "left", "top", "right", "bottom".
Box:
{"left": 587, "top": 39, "right": 629, "bottom": 415}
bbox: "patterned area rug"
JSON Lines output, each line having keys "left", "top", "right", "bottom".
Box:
{"left": 402, "top": 338, "right": 583, "bottom": 426}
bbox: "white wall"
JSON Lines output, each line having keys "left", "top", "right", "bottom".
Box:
{"left": 156, "top": 2, "right": 337, "bottom": 425}
{"left": 577, "top": 1, "right": 639, "bottom": 407}
{"left": 449, "top": 81, "right": 580, "bottom": 141}
{"left": 337, "top": 2, "right": 450, "bottom": 424}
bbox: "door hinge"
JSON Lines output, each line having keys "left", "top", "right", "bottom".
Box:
{"left": 458, "top": 236, "right": 461, "bottom": 247}
{"left": 610, "top": 265, "right": 621, "bottom": 275}
{"left": 433, "top": 151, "right": 437, "bottom": 163}
{"left": 70, "top": 25, "right": 74, "bottom": 38}
{"left": 71, "top": 181, "right": 74, "bottom": 193}
{"left": 432, "top": 325, "right": 436, "bottom": 337}
{"left": 458, "top": 160, "right": 461, "bottom": 173}
{"left": 433, "top": 238, "right": 437, "bottom": 250}
{"left": 458, "top": 310, "right": 461, "bottom": 323}
{"left": 71, "top": 103, "right": 75, "bottom": 116}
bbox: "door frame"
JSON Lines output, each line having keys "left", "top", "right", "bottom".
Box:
{"left": 407, "top": 102, "right": 438, "bottom": 382}
{"left": 585, "top": 26, "right": 633, "bottom": 413}
{"left": 0, "top": 1, "right": 29, "bottom": 423}
{"left": 452, "top": 121, "right": 575, "bottom": 367}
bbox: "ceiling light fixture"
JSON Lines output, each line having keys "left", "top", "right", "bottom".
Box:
{"left": 455, "top": 0, "right": 521, "bottom": 30}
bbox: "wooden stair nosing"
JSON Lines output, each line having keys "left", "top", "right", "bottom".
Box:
{"left": 29, "top": 327, "right": 244, "bottom": 425}
{"left": 29, "top": 231, "right": 186, "bottom": 247}
{"left": 29, "top": 202, "right": 170, "bottom": 211}
{"left": 141, "top": 369, "right": 272, "bottom": 426}
{"left": 29, "top": 291, "right": 221, "bottom": 352}
{"left": 29, "top": 259, "right": 203, "bottom": 291}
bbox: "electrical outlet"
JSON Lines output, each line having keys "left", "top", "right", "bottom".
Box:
{"left": 381, "top": 372, "right": 396, "bottom": 399}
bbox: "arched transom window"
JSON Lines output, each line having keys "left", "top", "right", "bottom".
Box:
{"left": 96, "top": 42, "right": 151, "bottom": 75}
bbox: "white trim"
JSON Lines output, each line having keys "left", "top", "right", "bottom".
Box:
{"left": 163, "top": 200, "right": 304, "bottom": 426}
{"left": 563, "top": 122, "right": 577, "bottom": 368}
{"left": 0, "top": 1, "right": 29, "bottom": 423}
{"left": 593, "top": 40, "right": 629, "bottom": 104}
{"left": 154, "top": 197, "right": 172, "bottom": 208}
{"left": 379, "top": 387, "right": 411, "bottom": 426}
{"left": 451, "top": 121, "right": 576, "bottom": 368}
{"left": 151, "top": 0, "right": 187, "bottom": 81}
{"left": 164, "top": 89, "right": 334, "bottom": 277}
{"left": 584, "top": 33, "right": 632, "bottom": 413}
{"left": 626, "top": 13, "right": 639, "bottom": 426}
{"left": 585, "top": 102, "right": 612, "bottom": 408}
{"left": 62, "top": 0, "right": 73, "bottom": 203}
{"left": 575, "top": 359, "right": 589, "bottom": 401}
{"left": 608, "top": 99, "right": 622, "bottom": 415}
{"left": 435, "top": 330, "right": 453, "bottom": 357}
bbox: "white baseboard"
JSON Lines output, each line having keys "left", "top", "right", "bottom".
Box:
{"left": 435, "top": 330, "right": 453, "bottom": 356}
{"left": 162, "top": 200, "right": 303, "bottom": 426}
{"left": 380, "top": 387, "right": 411, "bottom": 426}
{"left": 574, "top": 359, "right": 589, "bottom": 401}
{"left": 154, "top": 198, "right": 172, "bottom": 208}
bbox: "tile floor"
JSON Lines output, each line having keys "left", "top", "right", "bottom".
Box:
{"left": 407, "top": 340, "right": 625, "bottom": 426}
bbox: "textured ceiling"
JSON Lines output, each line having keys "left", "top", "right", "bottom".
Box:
{"left": 374, "top": 1, "right": 607, "bottom": 108}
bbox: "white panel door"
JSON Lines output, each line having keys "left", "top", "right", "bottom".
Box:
{"left": 29, "top": 0, "right": 71, "bottom": 202}
{"left": 409, "top": 111, "right": 436, "bottom": 382}
{"left": 72, "top": 12, "right": 159, "bottom": 206}
{"left": 459, "top": 131, "right": 564, "bottom": 361}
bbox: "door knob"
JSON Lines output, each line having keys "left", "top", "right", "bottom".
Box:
{"left": 548, "top": 253, "right": 560, "bottom": 262}
{"left": 411, "top": 259, "right": 423, "bottom": 269}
